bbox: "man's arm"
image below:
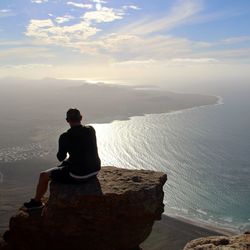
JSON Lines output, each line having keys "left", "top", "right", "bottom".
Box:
{"left": 57, "top": 133, "right": 67, "bottom": 162}
{"left": 87, "top": 126, "right": 98, "bottom": 148}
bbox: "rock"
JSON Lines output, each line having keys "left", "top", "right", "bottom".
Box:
{"left": 183, "top": 233, "right": 250, "bottom": 250}
{"left": 0, "top": 236, "right": 10, "bottom": 250}
{"left": 4, "top": 166, "right": 167, "bottom": 250}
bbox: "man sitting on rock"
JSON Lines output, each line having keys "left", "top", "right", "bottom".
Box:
{"left": 24, "top": 108, "right": 101, "bottom": 210}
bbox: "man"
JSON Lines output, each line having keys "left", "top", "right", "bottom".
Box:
{"left": 24, "top": 108, "right": 101, "bottom": 210}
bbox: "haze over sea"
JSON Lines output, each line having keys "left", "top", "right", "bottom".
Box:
{"left": 0, "top": 79, "right": 249, "bottom": 234}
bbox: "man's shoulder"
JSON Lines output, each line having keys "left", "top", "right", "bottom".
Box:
{"left": 83, "top": 125, "right": 96, "bottom": 134}
{"left": 59, "top": 132, "right": 68, "bottom": 140}
{"left": 84, "top": 125, "right": 94, "bottom": 130}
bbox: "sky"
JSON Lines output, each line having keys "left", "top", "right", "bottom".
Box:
{"left": 0, "top": 0, "right": 250, "bottom": 86}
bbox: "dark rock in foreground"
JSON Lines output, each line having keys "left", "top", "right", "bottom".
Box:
{"left": 184, "top": 231, "right": 250, "bottom": 250}
{"left": 3, "top": 166, "right": 167, "bottom": 250}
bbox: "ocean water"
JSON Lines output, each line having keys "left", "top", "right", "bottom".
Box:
{"left": 0, "top": 85, "right": 250, "bottom": 233}
{"left": 92, "top": 87, "right": 250, "bottom": 233}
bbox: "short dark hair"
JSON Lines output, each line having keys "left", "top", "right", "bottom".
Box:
{"left": 66, "top": 108, "right": 82, "bottom": 122}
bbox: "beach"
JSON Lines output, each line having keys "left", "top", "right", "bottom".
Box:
{"left": 142, "top": 215, "right": 232, "bottom": 250}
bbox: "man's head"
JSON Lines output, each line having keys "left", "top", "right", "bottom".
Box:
{"left": 66, "top": 108, "right": 82, "bottom": 126}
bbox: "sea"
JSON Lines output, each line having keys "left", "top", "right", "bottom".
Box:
{"left": 0, "top": 82, "right": 250, "bottom": 233}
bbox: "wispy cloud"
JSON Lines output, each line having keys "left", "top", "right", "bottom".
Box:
{"left": 220, "top": 36, "right": 250, "bottom": 45}
{"left": 83, "top": 7, "right": 124, "bottom": 23}
{"left": 0, "top": 47, "right": 55, "bottom": 61}
{"left": 94, "top": 34, "right": 192, "bottom": 60}
{"left": 0, "top": 9, "right": 14, "bottom": 18}
{"left": 195, "top": 36, "right": 250, "bottom": 48}
{"left": 67, "top": 2, "right": 93, "bottom": 9}
{"left": 113, "top": 57, "right": 219, "bottom": 68}
{"left": 31, "top": 0, "right": 48, "bottom": 4}
{"left": 113, "top": 59, "right": 156, "bottom": 67}
{"left": 120, "top": 0, "right": 202, "bottom": 35}
{"left": 122, "top": 5, "right": 141, "bottom": 11}
{"left": 195, "top": 48, "right": 250, "bottom": 60}
{"left": 92, "top": 0, "right": 107, "bottom": 3}
{"left": 55, "top": 15, "right": 74, "bottom": 24}
{"left": 2, "top": 64, "right": 53, "bottom": 69}
{"left": 171, "top": 57, "right": 218, "bottom": 64}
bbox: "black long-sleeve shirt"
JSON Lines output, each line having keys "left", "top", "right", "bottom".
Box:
{"left": 57, "top": 125, "right": 101, "bottom": 176}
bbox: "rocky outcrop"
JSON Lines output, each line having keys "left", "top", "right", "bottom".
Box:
{"left": 0, "top": 236, "right": 9, "bottom": 250}
{"left": 3, "top": 166, "right": 167, "bottom": 250}
{"left": 184, "top": 231, "right": 250, "bottom": 250}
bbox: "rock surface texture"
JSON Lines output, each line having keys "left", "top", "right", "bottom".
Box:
{"left": 3, "top": 166, "right": 167, "bottom": 250}
{"left": 184, "top": 231, "right": 250, "bottom": 250}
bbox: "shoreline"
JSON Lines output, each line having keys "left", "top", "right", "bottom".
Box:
{"left": 169, "top": 214, "right": 237, "bottom": 236}
{"left": 142, "top": 214, "right": 234, "bottom": 250}
{"left": 90, "top": 94, "right": 222, "bottom": 124}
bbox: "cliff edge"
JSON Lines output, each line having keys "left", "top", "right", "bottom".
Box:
{"left": 184, "top": 231, "right": 250, "bottom": 250}
{"left": 2, "top": 166, "right": 167, "bottom": 250}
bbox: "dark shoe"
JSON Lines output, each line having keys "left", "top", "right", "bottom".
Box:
{"left": 23, "top": 199, "right": 44, "bottom": 210}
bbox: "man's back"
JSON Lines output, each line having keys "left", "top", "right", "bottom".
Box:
{"left": 57, "top": 125, "right": 101, "bottom": 176}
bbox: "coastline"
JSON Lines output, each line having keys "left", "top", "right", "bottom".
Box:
{"left": 162, "top": 94, "right": 223, "bottom": 117}
{"left": 0, "top": 78, "right": 220, "bottom": 128}
{"left": 169, "top": 214, "right": 237, "bottom": 236}
{"left": 142, "top": 214, "right": 233, "bottom": 250}
{"left": 90, "top": 94, "right": 221, "bottom": 124}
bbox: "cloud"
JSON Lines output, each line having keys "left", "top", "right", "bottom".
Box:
{"left": 113, "top": 57, "right": 219, "bottom": 69}
{"left": 55, "top": 15, "right": 74, "bottom": 24}
{"left": 194, "top": 36, "right": 250, "bottom": 49}
{"left": 113, "top": 59, "right": 156, "bottom": 67}
{"left": 196, "top": 48, "right": 250, "bottom": 60}
{"left": 0, "top": 9, "right": 14, "bottom": 18}
{"left": 92, "top": 0, "right": 107, "bottom": 3}
{"left": 93, "top": 33, "right": 192, "bottom": 60}
{"left": 0, "top": 9, "right": 11, "bottom": 13}
{"left": 0, "top": 40, "right": 30, "bottom": 46}
{"left": 171, "top": 58, "right": 218, "bottom": 64}
{"left": 31, "top": 0, "right": 48, "bottom": 3}
{"left": 120, "top": 0, "right": 202, "bottom": 35}
{"left": 122, "top": 5, "right": 141, "bottom": 10}
{"left": 83, "top": 7, "right": 124, "bottom": 23}
{"left": 92, "top": 0, "right": 107, "bottom": 9}
{"left": 26, "top": 19, "right": 100, "bottom": 47}
{"left": 220, "top": 36, "right": 250, "bottom": 45}
{"left": 0, "top": 47, "right": 55, "bottom": 63}
{"left": 67, "top": 2, "right": 93, "bottom": 9}
{"left": 2, "top": 64, "right": 53, "bottom": 69}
